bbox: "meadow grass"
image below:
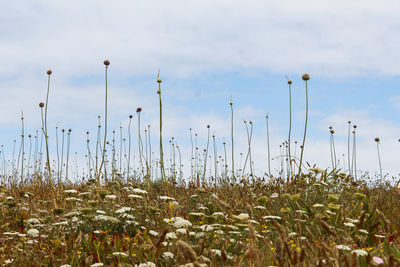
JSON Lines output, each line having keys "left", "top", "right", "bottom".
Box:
{"left": 0, "top": 65, "right": 398, "bottom": 266}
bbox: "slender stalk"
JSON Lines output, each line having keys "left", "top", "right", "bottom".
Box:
{"left": 60, "top": 129, "right": 65, "bottom": 180}
{"left": 375, "top": 138, "right": 383, "bottom": 180}
{"left": 127, "top": 115, "right": 132, "bottom": 179}
{"left": 347, "top": 121, "right": 351, "bottom": 175}
{"left": 86, "top": 131, "right": 91, "bottom": 179}
{"left": 27, "top": 135, "right": 32, "bottom": 179}
{"left": 56, "top": 126, "right": 60, "bottom": 183}
{"left": 213, "top": 134, "right": 217, "bottom": 186}
{"left": 190, "top": 128, "right": 194, "bottom": 182}
{"left": 148, "top": 125, "right": 152, "bottom": 181}
{"left": 230, "top": 96, "right": 235, "bottom": 179}
{"left": 298, "top": 74, "right": 310, "bottom": 176}
{"left": 287, "top": 79, "right": 294, "bottom": 181}
{"left": 352, "top": 125, "right": 357, "bottom": 179}
{"left": 120, "top": 123, "right": 123, "bottom": 174}
{"left": 223, "top": 141, "right": 228, "bottom": 182}
{"left": 98, "top": 60, "right": 110, "bottom": 183}
{"left": 44, "top": 70, "right": 52, "bottom": 184}
{"left": 157, "top": 73, "right": 169, "bottom": 194}
{"left": 20, "top": 112, "right": 25, "bottom": 184}
{"left": 266, "top": 114, "right": 271, "bottom": 177}
{"left": 66, "top": 129, "right": 71, "bottom": 179}
{"left": 137, "top": 109, "right": 144, "bottom": 178}
{"left": 203, "top": 125, "right": 210, "bottom": 182}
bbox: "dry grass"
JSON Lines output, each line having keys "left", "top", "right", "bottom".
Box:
{"left": 0, "top": 171, "right": 399, "bottom": 266}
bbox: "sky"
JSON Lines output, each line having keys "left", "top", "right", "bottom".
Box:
{"left": 1, "top": 0, "right": 400, "bottom": 179}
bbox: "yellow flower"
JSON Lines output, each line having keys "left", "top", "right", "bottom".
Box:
{"left": 77, "top": 251, "right": 82, "bottom": 255}
{"left": 132, "top": 252, "right": 136, "bottom": 257}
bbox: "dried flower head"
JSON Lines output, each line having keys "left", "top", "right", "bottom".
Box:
{"left": 103, "top": 60, "right": 110, "bottom": 66}
{"left": 302, "top": 73, "right": 310, "bottom": 81}
{"left": 136, "top": 107, "right": 142, "bottom": 113}
{"left": 288, "top": 80, "right": 292, "bottom": 84}
{"left": 47, "top": 70, "right": 52, "bottom": 75}
{"left": 39, "top": 102, "right": 44, "bottom": 108}
{"left": 330, "top": 129, "right": 334, "bottom": 134}
{"left": 375, "top": 137, "right": 380, "bottom": 142}
{"left": 129, "top": 115, "right": 133, "bottom": 119}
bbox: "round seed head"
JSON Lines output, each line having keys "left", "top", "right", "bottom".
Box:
{"left": 136, "top": 107, "right": 142, "bottom": 113}
{"left": 39, "top": 102, "right": 44, "bottom": 108}
{"left": 103, "top": 60, "right": 110, "bottom": 66}
{"left": 353, "top": 125, "right": 357, "bottom": 129}
{"left": 288, "top": 80, "right": 292, "bottom": 85}
{"left": 157, "top": 77, "right": 162, "bottom": 83}
{"left": 47, "top": 69, "right": 52, "bottom": 75}
{"left": 348, "top": 120, "right": 351, "bottom": 124}
{"left": 329, "top": 126, "right": 332, "bottom": 129}
{"left": 129, "top": 115, "right": 133, "bottom": 119}
{"left": 330, "top": 129, "right": 334, "bottom": 134}
{"left": 68, "top": 129, "right": 72, "bottom": 133}
{"left": 375, "top": 137, "right": 380, "bottom": 142}
{"left": 302, "top": 73, "right": 310, "bottom": 81}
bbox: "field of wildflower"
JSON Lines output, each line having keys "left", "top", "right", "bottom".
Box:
{"left": 1, "top": 172, "right": 400, "bottom": 266}
{"left": 0, "top": 62, "right": 399, "bottom": 266}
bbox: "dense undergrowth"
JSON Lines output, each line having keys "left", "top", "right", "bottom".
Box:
{"left": 1, "top": 170, "right": 399, "bottom": 266}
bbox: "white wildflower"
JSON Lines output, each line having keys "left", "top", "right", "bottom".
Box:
{"left": 165, "top": 232, "right": 177, "bottom": 240}
{"left": 115, "top": 207, "right": 132, "bottom": 214}
{"left": 176, "top": 228, "right": 188, "bottom": 235}
{"left": 135, "top": 262, "right": 156, "bottom": 267}
{"left": 64, "top": 189, "right": 78, "bottom": 195}
{"left": 105, "top": 194, "right": 117, "bottom": 200}
{"left": 210, "top": 193, "right": 219, "bottom": 199}
{"left": 270, "top": 193, "right": 279, "bottom": 198}
{"left": 352, "top": 249, "right": 368, "bottom": 256}
{"left": 211, "top": 212, "right": 226, "bottom": 218}
{"left": 159, "top": 196, "right": 175, "bottom": 201}
{"left": 94, "top": 215, "right": 120, "bottom": 223}
{"left": 263, "top": 215, "right": 282, "bottom": 220}
{"left": 53, "top": 221, "right": 68, "bottom": 226}
{"left": 90, "top": 263, "right": 104, "bottom": 267}
{"left": 162, "top": 251, "right": 174, "bottom": 260}
{"left": 27, "top": 218, "right": 41, "bottom": 225}
{"left": 200, "top": 224, "right": 214, "bottom": 232}
{"left": 346, "top": 218, "right": 359, "bottom": 224}
{"left": 60, "top": 265, "right": 72, "bottom": 267}
{"left": 27, "top": 228, "right": 39, "bottom": 238}
{"left": 232, "top": 213, "right": 249, "bottom": 220}
{"left": 210, "top": 249, "right": 221, "bottom": 257}
{"left": 313, "top": 204, "right": 324, "bottom": 208}
{"left": 96, "top": 210, "right": 106, "bottom": 214}
{"left": 374, "top": 234, "right": 385, "bottom": 238}
{"left": 344, "top": 222, "right": 356, "bottom": 228}
{"left": 132, "top": 188, "right": 148, "bottom": 195}
{"left": 359, "top": 229, "right": 369, "bottom": 235}
{"left": 112, "top": 252, "right": 128, "bottom": 257}
{"left": 336, "top": 245, "right": 351, "bottom": 251}
{"left": 254, "top": 205, "right": 266, "bottom": 210}
{"left": 64, "top": 210, "right": 80, "bottom": 218}
{"left": 149, "top": 230, "right": 159, "bottom": 236}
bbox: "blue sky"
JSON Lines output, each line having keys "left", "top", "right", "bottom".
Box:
{"left": 1, "top": 0, "right": 400, "bottom": 178}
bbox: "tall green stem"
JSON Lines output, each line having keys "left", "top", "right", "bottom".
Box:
{"left": 98, "top": 61, "right": 109, "bottom": 183}
{"left": 298, "top": 75, "right": 310, "bottom": 176}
